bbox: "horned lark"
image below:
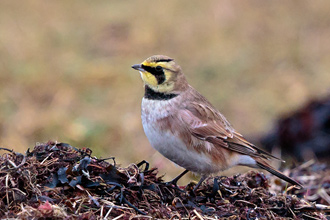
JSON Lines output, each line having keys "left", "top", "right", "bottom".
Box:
{"left": 132, "top": 55, "right": 302, "bottom": 189}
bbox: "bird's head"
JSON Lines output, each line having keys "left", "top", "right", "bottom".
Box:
{"left": 132, "top": 55, "right": 188, "bottom": 93}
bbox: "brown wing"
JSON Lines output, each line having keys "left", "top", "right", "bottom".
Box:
{"left": 179, "top": 100, "right": 281, "bottom": 161}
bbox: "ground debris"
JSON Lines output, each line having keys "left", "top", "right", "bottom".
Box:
{"left": 0, "top": 142, "right": 329, "bottom": 219}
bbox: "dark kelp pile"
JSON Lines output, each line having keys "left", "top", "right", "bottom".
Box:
{"left": 0, "top": 142, "right": 329, "bottom": 219}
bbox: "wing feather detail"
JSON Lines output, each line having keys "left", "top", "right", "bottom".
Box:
{"left": 179, "top": 101, "right": 282, "bottom": 161}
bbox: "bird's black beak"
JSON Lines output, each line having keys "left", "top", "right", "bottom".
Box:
{"left": 131, "top": 64, "right": 145, "bottom": 72}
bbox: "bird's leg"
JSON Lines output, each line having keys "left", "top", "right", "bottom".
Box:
{"left": 166, "top": 169, "right": 189, "bottom": 187}
{"left": 193, "top": 175, "right": 207, "bottom": 192}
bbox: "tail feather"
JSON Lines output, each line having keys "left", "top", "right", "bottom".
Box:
{"left": 256, "top": 160, "right": 303, "bottom": 188}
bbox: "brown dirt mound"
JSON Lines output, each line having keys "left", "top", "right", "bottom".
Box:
{"left": 0, "top": 141, "right": 329, "bottom": 219}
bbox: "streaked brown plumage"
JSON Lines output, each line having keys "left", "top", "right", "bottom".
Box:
{"left": 132, "top": 55, "right": 302, "bottom": 189}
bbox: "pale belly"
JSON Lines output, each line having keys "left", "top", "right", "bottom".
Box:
{"left": 141, "top": 98, "right": 220, "bottom": 174}
{"left": 143, "top": 122, "right": 221, "bottom": 174}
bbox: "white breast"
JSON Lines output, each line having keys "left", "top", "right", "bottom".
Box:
{"left": 141, "top": 97, "right": 220, "bottom": 175}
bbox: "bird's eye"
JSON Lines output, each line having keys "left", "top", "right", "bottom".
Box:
{"left": 155, "top": 66, "right": 163, "bottom": 72}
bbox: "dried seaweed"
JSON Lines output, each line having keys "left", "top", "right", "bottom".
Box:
{"left": 0, "top": 141, "right": 329, "bottom": 219}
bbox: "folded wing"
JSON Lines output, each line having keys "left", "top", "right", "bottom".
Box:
{"left": 179, "top": 101, "right": 282, "bottom": 161}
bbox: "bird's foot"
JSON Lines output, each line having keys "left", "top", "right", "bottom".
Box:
{"left": 164, "top": 169, "right": 189, "bottom": 192}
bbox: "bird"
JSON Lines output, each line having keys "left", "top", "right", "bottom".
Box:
{"left": 131, "top": 55, "right": 302, "bottom": 190}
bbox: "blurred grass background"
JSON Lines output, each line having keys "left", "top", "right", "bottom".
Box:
{"left": 0, "top": 1, "right": 330, "bottom": 182}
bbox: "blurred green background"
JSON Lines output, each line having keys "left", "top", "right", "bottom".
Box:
{"left": 0, "top": 1, "right": 329, "bottom": 181}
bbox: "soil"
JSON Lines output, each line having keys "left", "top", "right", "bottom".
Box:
{"left": 1, "top": 141, "right": 329, "bottom": 219}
